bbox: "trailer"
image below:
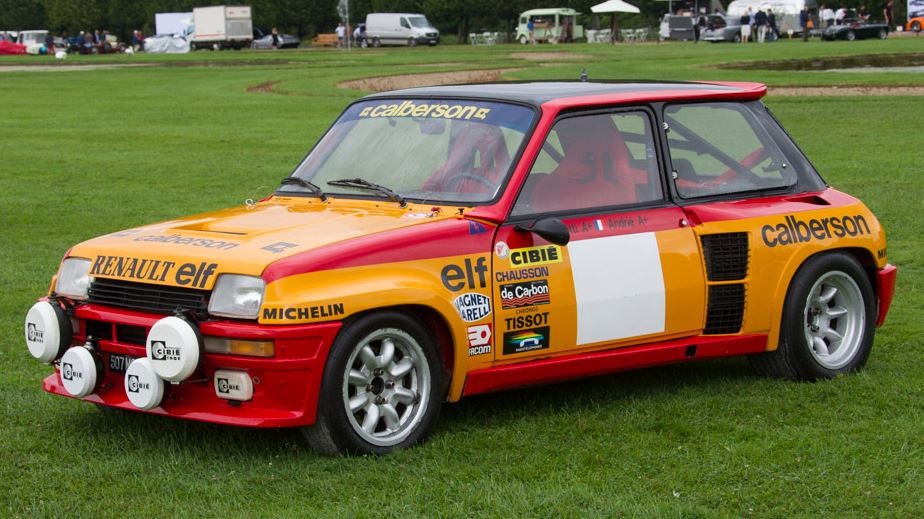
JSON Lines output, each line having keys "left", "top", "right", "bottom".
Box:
{"left": 191, "top": 5, "right": 252, "bottom": 50}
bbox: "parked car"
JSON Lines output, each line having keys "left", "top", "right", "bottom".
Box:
{"left": 702, "top": 15, "right": 744, "bottom": 42}
{"left": 251, "top": 27, "right": 299, "bottom": 49}
{"left": 25, "top": 80, "right": 896, "bottom": 456}
{"left": 823, "top": 19, "right": 889, "bottom": 40}
{"left": 906, "top": 16, "right": 924, "bottom": 32}
{"left": 144, "top": 34, "right": 190, "bottom": 54}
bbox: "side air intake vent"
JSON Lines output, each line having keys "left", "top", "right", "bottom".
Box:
{"left": 701, "top": 233, "right": 749, "bottom": 281}
{"left": 705, "top": 284, "right": 745, "bottom": 334}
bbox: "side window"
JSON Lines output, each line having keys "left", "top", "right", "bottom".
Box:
{"left": 401, "top": 18, "right": 411, "bottom": 29}
{"left": 665, "top": 103, "right": 797, "bottom": 198}
{"left": 512, "top": 110, "right": 662, "bottom": 216}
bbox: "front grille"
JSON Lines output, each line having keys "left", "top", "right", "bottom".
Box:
{"left": 116, "top": 324, "right": 148, "bottom": 345}
{"left": 701, "top": 233, "right": 749, "bottom": 281}
{"left": 85, "top": 319, "right": 114, "bottom": 341}
{"left": 88, "top": 278, "right": 209, "bottom": 316}
{"left": 704, "top": 284, "right": 746, "bottom": 334}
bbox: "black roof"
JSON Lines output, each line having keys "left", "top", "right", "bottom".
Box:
{"left": 363, "top": 81, "right": 749, "bottom": 106}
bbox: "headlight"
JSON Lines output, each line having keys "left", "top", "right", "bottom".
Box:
{"left": 54, "top": 258, "right": 92, "bottom": 300}
{"left": 208, "top": 275, "right": 265, "bottom": 319}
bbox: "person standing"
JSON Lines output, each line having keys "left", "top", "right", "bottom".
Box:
{"left": 883, "top": 0, "right": 894, "bottom": 32}
{"left": 271, "top": 27, "right": 279, "bottom": 48}
{"left": 821, "top": 4, "right": 835, "bottom": 27}
{"left": 527, "top": 18, "right": 535, "bottom": 44}
{"left": 335, "top": 22, "right": 345, "bottom": 48}
{"left": 835, "top": 6, "right": 847, "bottom": 24}
{"left": 740, "top": 10, "right": 752, "bottom": 42}
{"left": 695, "top": 9, "right": 707, "bottom": 43}
{"left": 800, "top": 8, "right": 810, "bottom": 41}
{"left": 767, "top": 9, "right": 780, "bottom": 40}
{"left": 755, "top": 8, "right": 768, "bottom": 42}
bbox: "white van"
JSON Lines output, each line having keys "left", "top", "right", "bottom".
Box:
{"left": 365, "top": 13, "right": 439, "bottom": 47}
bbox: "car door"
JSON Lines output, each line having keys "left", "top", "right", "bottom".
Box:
{"left": 493, "top": 108, "right": 706, "bottom": 362}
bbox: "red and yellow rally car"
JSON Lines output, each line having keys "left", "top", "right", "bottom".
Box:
{"left": 25, "top": 81, "right": 896, "bottom": 455}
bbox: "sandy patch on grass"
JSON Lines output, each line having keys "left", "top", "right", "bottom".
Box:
{"left": 509, "top": 52, "right": 586, "bottom": 61}
{"left": 768, "top": 85, "right": 924, "bottom": 96}
{"left": 0, "top": 63, "right": 154, "bottom": 73}
{"left": 338, "top": 68, "right": 520, "bottom": 92}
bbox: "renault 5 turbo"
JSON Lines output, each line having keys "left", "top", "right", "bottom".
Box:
{"left": 25, "top": 80, "right": 896, "bottom": 455}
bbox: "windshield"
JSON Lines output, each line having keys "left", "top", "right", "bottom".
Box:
{"left": 286, "top": 99, "right": 535, "bottom": 204}
{"left": 408, "top": 16, "right": 432, "bottom": 28}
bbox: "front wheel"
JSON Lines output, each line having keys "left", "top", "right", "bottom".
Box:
{"left": 878, "top": 28, "right": 888, "bottom": 39}
{"left": 846, "top": 30, "right": 856, "bottom": 41}
{"left": 751, "top": 252, "right": 875, "bottom": 380}
{"left": 408, "top": 37, "right": 418, "bottom": 47}
{"left": 912, "top": 21, "right": 921, "bottom": 32}
{"left": 302, "top": 311, "right": 444, "bottom": 455}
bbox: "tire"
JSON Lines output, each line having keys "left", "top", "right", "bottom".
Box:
{"left": 408, "top": 37, "right": 418, "bottom": 47}
{"left": 750, "top": 252, "right": 875, "bottom": 381}
{"left": 302, "top": 311, "right": 444, "bottom": 456}
{"left": 519, "top": 34, "right": 528, "bottom": 44}
{"left": 733, "top": 33, "right": 741, "bottom": 42}
{"left": 912, "top": 21, "right": 921, "bottom": 32}
{"left": 372, "top": 37, "right": 381, "bottom": 48}
{"left": 878, "top": 29, "right": 887, "bottom": 39}
{"left": 846, "top": 30, "right": 856, "bottom": 41}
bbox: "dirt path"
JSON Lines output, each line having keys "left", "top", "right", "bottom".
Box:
{"left": 768, "top": 85, "right": 924, "bottom": 96}
{"left": 0, "top": 63, "right": 154, "bottom": 73}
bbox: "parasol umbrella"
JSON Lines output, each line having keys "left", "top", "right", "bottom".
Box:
{"left": 591, "top": 0, "right": 641, "bottom": 42}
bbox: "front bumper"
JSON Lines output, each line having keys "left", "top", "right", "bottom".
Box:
{"left": 42, "top": 303, "right": 341, "bottom": 427}
{"left": 876, "top": 263, "right": 897, "bottom": 326}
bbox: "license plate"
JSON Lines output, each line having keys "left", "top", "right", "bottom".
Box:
{"left": 108, "top": 353, "right": 137, "bottom": 374}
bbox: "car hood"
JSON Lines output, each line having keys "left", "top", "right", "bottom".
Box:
{"left": 69, "top": 196, "right": 458, "bottom": 290}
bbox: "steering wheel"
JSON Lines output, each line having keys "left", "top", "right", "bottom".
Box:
{"left": 443, "top": 171, "right": 495, "bottom": 192}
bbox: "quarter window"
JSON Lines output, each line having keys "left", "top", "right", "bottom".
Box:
{"left": 664, "top": 103, "right": 797, "bottom": 198}
{"left": 512, "top": 111, "right": 662, "bottom": 216}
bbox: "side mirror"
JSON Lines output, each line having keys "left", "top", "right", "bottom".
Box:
{"left": 515, "top": 217, "right": 570, "bottom": 246}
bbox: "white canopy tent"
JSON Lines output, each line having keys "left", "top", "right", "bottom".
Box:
{"left": 591, "top": 0, "right": 641, "bottom": 14}
{"left": 590, "top": 0, "right": 641, "bottom": 42}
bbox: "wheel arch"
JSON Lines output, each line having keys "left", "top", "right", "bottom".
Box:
{"left": 337, "top": 303, "right": 457, "bottom": 401}
{"left": 765, "top": 246, "right": 878, "bottom": 351}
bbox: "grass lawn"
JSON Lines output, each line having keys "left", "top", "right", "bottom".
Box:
{"left": 1, "top": 39, "right": 922, "bottom": 517}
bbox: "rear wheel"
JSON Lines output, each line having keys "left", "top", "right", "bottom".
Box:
{"left": 733, "top": 33, "right": 741, "bottom": 42}
{"left": 878, "top": 28, "right": 887, "bottom": 39}
{"left": 912, "top": 21, "right": 921, "bottom": 32}
{"left": 846, "top": 30, "right": 856, "bottom": 41}
{"left": 302, "top": 311, "right": 444, "bottom": 456}
{"left": 372, "top": 37, "right": 381, "bottom": 48}
{"left": 751, "top": 252, "right": 875, "bottom": 380}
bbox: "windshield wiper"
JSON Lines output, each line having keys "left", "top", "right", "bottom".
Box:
{"left": 279, "top": 176, "right": 327, "bottom": 200}
{"left": 327, "top": 178, "right": 407, "bottom": 207}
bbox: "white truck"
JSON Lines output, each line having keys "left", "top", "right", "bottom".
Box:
{"left": 365, "top": 13, "right": 439, "bottom": 47}
{"left": 191, "top": 5, "right": 252, "bottom": 50}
